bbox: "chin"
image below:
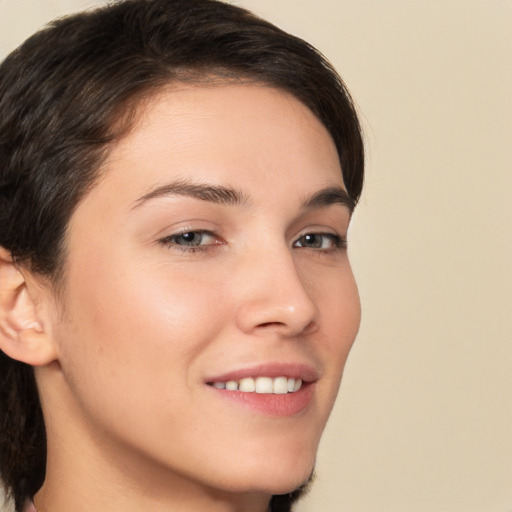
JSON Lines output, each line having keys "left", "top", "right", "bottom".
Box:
{"left": 223, "top": 449, "right": 317, "bottom": 496}
{"left": 263, "top": 469, "right": 314, "bottom": 496}
{"left": 217, "top": 422, "right": 323, "bottom": 495}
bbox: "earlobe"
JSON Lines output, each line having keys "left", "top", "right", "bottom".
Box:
{"left": 0, "top": 247, "right": 58, "bottom": 366}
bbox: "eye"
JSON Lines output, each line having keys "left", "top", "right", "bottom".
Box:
{"left": 293, "top": 233, "right": 345, "bottom": 250}
{"left": 159, "top": 230, "right": 222, "bottom": 251}
{"left": 170, "top": 231, "right": 215, "bottom": 247}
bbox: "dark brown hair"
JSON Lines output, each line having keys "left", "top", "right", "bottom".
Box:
{"left": 0, "top": 1, "right": 364, "bottom": 510}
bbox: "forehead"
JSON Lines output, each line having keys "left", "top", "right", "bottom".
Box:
{"left": 74, "top": 83, "right": 345, "bottom": 223}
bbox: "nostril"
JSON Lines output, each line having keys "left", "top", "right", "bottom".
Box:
{"left": 258, "top": 321, "right": 284, "bottom": 328}
{"left": 254, "top": 319, "right": 317, "bottom": 337}
{"left": 303, "top": 320, "right": 318, "bottom": 335}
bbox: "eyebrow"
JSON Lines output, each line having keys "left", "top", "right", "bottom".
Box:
{"left": 302, "top": 186, "right": 355, "bottom": 213}
{"left": 131, "top": 179, "right": 354, "bottom": 213}
{"left": 131, "top": 179, "right": 248, "bottom": 209}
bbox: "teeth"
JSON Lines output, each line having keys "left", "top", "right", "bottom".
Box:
{"left": 225, "top": 380, "right": 238, "bottom": 391}
{"left": 255, "top": 377, "right": 273, "bottom": 393}
{"left": 273, "top": 376, "right": 288, "bottom": 394}
{"left": 239, "top": 377, "right": 255, "bottom": 392}
{"left": 210, "top": 376, "right": 303, "bottom": 394}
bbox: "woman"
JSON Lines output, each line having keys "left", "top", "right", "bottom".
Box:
{"left": 0, "top": 1, "right": 364, "bottom": 511}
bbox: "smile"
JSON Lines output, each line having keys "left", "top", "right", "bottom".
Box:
{"left": 209, "top": 376, "right": 302, "bottom": 394}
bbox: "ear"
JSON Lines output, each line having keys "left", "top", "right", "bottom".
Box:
{"left": 0, "top": 247, "right": 58, "bottom": 366}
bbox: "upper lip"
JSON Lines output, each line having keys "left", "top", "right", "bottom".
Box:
{"left": 205, "top": 362, "right": 319, "bottom": 384}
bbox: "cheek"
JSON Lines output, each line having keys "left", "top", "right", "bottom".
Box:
{"left": 313, "top": 266, "right": 361, "bottom": 391}
{"left": 52, "top": 256, "right": 235, "bottom": 455}
{"left": 329, "top": 270, "right": 361, "bottom": 352}
{"left": 72, "top": 249, "right": 220, "bottom": 331}
{"left": 307, "top": 258, "right": 361, "bottom": 338}
{"left": 56, "top": 252, "right": 230, "bottom": 399}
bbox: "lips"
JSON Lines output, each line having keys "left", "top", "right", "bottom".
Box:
{"left": 205, "top": 363, "right": 318, "bottom": 416}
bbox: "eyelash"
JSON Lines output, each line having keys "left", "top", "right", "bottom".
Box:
{"left": 293, "top": 233, "right": 346, "bottom": 251}
{"left": 158, "top": 230, "right": 223, "bottom": 254}
{"left": 158, "top": 230, "right": 346, "bottom": 254}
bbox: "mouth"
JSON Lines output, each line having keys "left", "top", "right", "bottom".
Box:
{"left": 208, "top": 376, "right": 303, "bottom": 394}
{"left": 205, "top": 364, "right": 317, "bottom": 416}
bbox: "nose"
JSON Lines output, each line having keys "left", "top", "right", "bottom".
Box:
{"left": 234, "top": 244, "right": 319, "bottom": 337}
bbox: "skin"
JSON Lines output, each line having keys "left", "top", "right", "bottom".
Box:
{"left": 12, "top": 84, "right": 361, "bottom": 512}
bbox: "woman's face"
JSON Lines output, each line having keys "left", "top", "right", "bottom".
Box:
{"left": 42, "top": 84, "right": 360, "bottom": 498}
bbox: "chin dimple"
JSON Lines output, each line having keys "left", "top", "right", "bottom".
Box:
{"left": 210, "top": 376, "right": 302, "bottom": 394}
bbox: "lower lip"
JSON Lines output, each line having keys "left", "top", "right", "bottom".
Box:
{"left": 207, "top": 382, "right": 315, "bottom": 417}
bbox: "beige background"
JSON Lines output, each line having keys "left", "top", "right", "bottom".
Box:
{"left": 1, "top": 1, "right": 511, "bottom": 511}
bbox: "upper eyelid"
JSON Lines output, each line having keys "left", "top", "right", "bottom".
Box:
{"left": 158, "top": 229, "right": 224, "bottom": 249}
{"left": 158, "top": 225, "right": 217, "bottom": 239}
{"left": 159, "top": 228, "right": 344, "bottom": 239}
{"left": 157, "top": 224, "right": 346, "bottom": 247}
{"left": 292, "top": 225, "right": 345, "bottom": 241}
{"left": 293, "top": 232, "right": 345, "bottom": 247}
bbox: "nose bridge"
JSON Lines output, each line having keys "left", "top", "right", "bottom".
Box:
{"left": 235, "top": 238, "right": 318, "bottom": 336}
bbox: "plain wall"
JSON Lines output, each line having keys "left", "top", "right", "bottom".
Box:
{"left": 1, "top": 1, "right": 511, "bottom": 511}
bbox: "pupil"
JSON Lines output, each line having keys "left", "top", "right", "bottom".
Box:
{"left": 305, "top": 234, "right": 320, "bottom": 247}
{"left": 180, "top": 232, "right": 201, "bottom": 245}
